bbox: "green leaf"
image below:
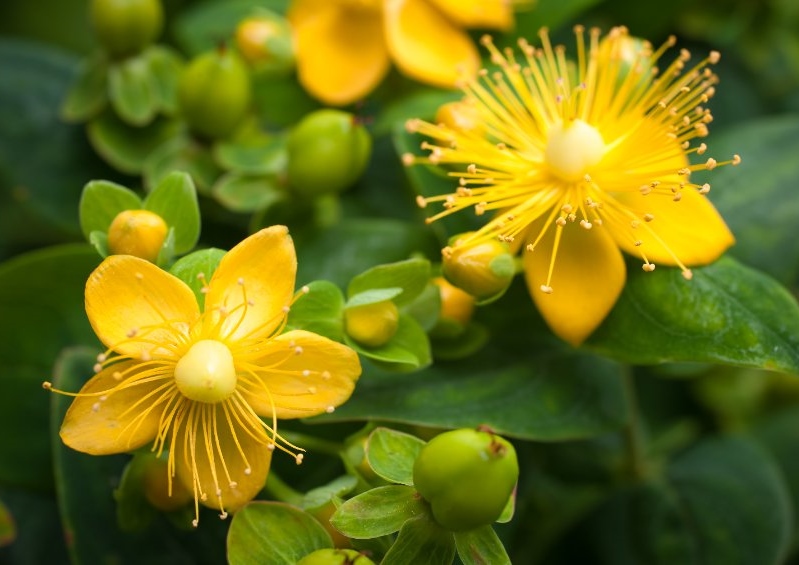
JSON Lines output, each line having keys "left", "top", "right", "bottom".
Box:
{"left": 346, "top": 288, "right": 403, "bottom": 308}
{"left": 381, "top": 514, "right": 456, "bottom": 565}
{"left": 88, "top": 230, "right": 109, "bottom": 258}
{"left": 348, "top": 259, "right": 431, "bottom": 307}
{"left": 60, "top": 53, "right": 108, "bottom": 123}
{"left": 587, "top": 256, "right": 799, "bottom": 373}
{"left": 212, "top": 173, "right": 287, "bottom": 213}
{"left": 373, "top": 88, "right": 460, "bottom": 137}
{"left": 300, "top": 475, "right": 358, "bottom": 512}
{"left": 586, "top": 437, "right": 791, "bottom": 565}
{"left": 320, "top": 351, "right": 626, "bottom": 441}
{"left": 453, "top": 525, "right": 511, "bottom": 565}
{"left": 227, "top": 501, "right": 333, "bottom": 565}
{"left": 144, "top": 136, "right": 221, "bottom": 194}
{"left": 213, "top": 136, "right": 288, "bottom": 176}
{"left": 285, "top": 280, "right": 345, "bottom": 342}
{"left": 144, "top": 45, "right": 183, "bottom": 115}
{"left": 365, "top": 428, "right": 426, "bottom": 486}
{"left": 144, "top": 171, "right": 200, "bottom": 254}
{"left": 108, "top": 54, "right": 159, "bottom": 126}
{"left": 79, "top": 179, "right": 142, "bottom": 239}
{"left": 169, "top": 248, "right": 226, "bottom": 310}
{"left": 345, "top": 314, "right": 431, "bottom": 370}
{"left": 87, "top": 110, "right": 183, "bottom": 175}
{"left": 330, "top": 485, "right": 425, "bottom": 539}
{"left": 693, "top": 116, "right": 799, "bottom": 285}
{"left": 0, "top": 245, "right": 99, "bottom": 490}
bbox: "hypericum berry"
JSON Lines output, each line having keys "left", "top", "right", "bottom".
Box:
{"left": 441, "top": 234, "right": 515, "bottom": 302}
{"left": 178, "top": 47, "right": 252, "bottom": 140}
{"left": 344, "top": 300, "right": 399, "bottom": 348}
{"left": 413, "top": 427, "right": 519, "bottom": 532}
{"left": 433, "top": 276, "right": 475, "bottom": 326}
{"left": 287, "top": 109, "right": 372, "bottom": 197}
{"left": 234, "top": 13, "right": 295, "bottom": 72}
{"left": 107, "top": 209, "right": 168, "bottom": 262}
{"left": 296, "top": 548, "right": 375, "bottom": 565}
{"left": 90, "top": 0, "right": 163, "bottom": 59}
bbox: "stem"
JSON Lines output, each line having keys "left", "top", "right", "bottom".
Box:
{"left": 263, "top": 471, "right": 304, "bottom": 506}
{"left": 621, "top": 367, "right": 646, "bottom": 480}
{"left": 280, "top": 430, "right": 343, "bottom": 458}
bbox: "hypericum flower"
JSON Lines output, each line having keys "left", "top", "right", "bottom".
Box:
{"left": 286, "top": 0, "right": 516, "bottom": 106}
{"left": 44, "top": 225, "right": 361, "bottom": 525}
{"left": 404, "top": 26, "right": 740, "bottom": 345}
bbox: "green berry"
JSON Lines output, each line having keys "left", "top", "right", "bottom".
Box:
{"left": 297, "top": 548, "right": 375, "bottom": 565}
{"left": 287, "top": 109, "right": 372, "bottom": 197}
{"left": 413, "top": 427, "right": 518, "bottom": 532}
{"left": 178, "top": 47, "right": 251, "bottom": 140}
{"left": 90, "top": 0, "right": 163, "bottom": 59}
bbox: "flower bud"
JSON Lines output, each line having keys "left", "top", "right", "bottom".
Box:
{"left": 345, "top": 300, "right": 399, "bottom": 348}
{"left": 287, "top": 109, "right": 372, "bottom": 197}
{"left": 413, "top": 427, "right": 518, "bottom": 532}
{"left": 107, "top": 209, "right": 168, "bottom": 262}
{"left": 178, "top": 47, "right": 251, "bottom": 140}
{"left": 235, "top": 13, "right": 295, "bottom": 73}
{"left": 90, "top": 0, "right": 163, "bottom": 59}
{"left": 441, "top": 235, "right": 515, "bottom": 302}
{"left": 433, "top": 276, "right": 475, "bottom": 326}
{"left": 140, "top": 454, "right": 193, "bottom": 512}
{"left": 435, "top": 100, "right": 483, "bottom": 134}
{"left": 297, "top": 549, "right": 375, "bottom": 565}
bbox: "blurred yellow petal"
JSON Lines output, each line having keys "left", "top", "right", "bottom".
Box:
{"left": 204, "top": 226, "right": 296, "bottom": 343}
{"left": 241, "top": 330, "right": 361, "bottom": 419}
{"left": 86, "top": 256, "right": 199, "bottom": 358}
{"left": 611, "top": 188, "right": 734, "bottom": 267}
{"left": 290, "top": 4, "right": 389, "bottom": 105}
{"left": 384, "top": 0, "right": 479, "bottom": 88}
{"left": 524, "top": 221, "right": 626, "bottom": 345}
{"left": 59, "top": 360, "right": 162, "bottom": 455}
{"left": 173, "top": 403, "right": 273, "bottom": 513}
{"left": 426, "top": 0, "right": 513, "bottom": 30}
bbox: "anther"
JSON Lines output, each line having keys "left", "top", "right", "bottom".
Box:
{"left": 540, "top": 285, "right": 553, "bottom": 294}
{"left": 219, "top": 511, "right": 228, "bottom": 520}
{"left": 237, "top": 277, "right": 244, "bottom": 285}
{"left": 302, "top": 369, "right": 311, "bottom": 377}
{"left": 699, "top": 183, "right": 711, "bottom": 194}
{"left": 402, "top": 153, "right": 415, "bottom": 166}
{"left": 295, "top": 454, "right": 304, "bottom": 465}
{"left": 307, "top": 386, "right": 317, "bottom": 394}
{"left": 192, "top": 519, "right": 199, "bottom": 528}
{"left": 682, "top": 270, "right": 694, "bottom": 280}
{"left": 416, "top": 195, "right": 427, "bottom": 208}
{"left": 294, "top": 346, "right": 303, "bottom": 355}
{"left": 92, "top": 402, "right": 101, "bottom": 412}
{"left": 643, "top": 214, "right": 655, "bottom": 222}
{"left": 732, "top": 154, "right": 742, "bottom": 165}
{"left": 580, "top": 220, "right": 593, "bottom": 230}
{"left": 135, "top": 273, "right": 143, "bottom": 280}
{"left": 301, "top": 286, "right": 310, "bottom": 294}
{"left": 555, "top": 217, "right": 567, "bottom": 227}
{"left": 93, "top": 363, "right": 102, "bottom": 373}
{"left": 322, "top": 371, "right": 331, "bottom": 380}
{"left": 705, "top": 158, "right": 717, "bottom": 170}
{"left": 642, "top": 263, "right": 656, "bottom": 272}
{"left": 326, "top": 406, "right": 335, "bottom": 414}
{"left": 42, "top": 381, "right": 52, "bottom": 390}
{"left": 244, "top": 468, "right": 252, "bottom": 475}
{"left": 126, "top": 328, "right": 138, "bottom": 338}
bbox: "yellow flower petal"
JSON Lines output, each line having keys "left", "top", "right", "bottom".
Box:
{"left": 59, "top": 361, "right": 162, "bottom": 455}
{"left": 242, "top": 330, "right": 361, "bottom": 419}
{"left": 86, "top": 256, "right": 199, "bottom": 358}
{"left": 204, "top": 226, "right": 296, "bottom": 343}
{"left": 172, "top": 403, "right": 273, "bottom": 513}
{"left": 523, "top": 221, "right": 626, "bottom": 345}
{"left": 290, "top": 2, "right": 390, "bottom": 105}
{"left": 384, "top": 0, "right": 480, "bottom": 88}
{"left": 611, "top": 187, "right": 734, "bottom": 267}
{"left": 425, "top": 0, "right": 513, "bottom": 30}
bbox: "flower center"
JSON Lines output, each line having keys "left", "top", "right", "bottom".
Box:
{"left": 174, "top": 340, "right": 237, "bottom": 403}
{"left": 544, "top": 119, "right": 606, "bottom": 182}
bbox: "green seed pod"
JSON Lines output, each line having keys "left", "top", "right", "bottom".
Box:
{"left": 441, "top": 234, "right": 515, "bottom": 302}
{"left": 90, "top": 0, "right": 163, "bottom": 59}
{"left": 345, "top": 300, "right": 399, "bottom": 348}
{"left": 413, "top": 427, "right": 518, "bottom": 532}
{"left": 178, "top": 47, "right": 252, "bottom": 140}
{"left": 287, "top": 109, "right": 372, "bottom": 197}
{"left": 297, "top": 548, "right": 375, "bottom": 565}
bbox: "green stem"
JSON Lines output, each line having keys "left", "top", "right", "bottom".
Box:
{"left": 621, "top": 367, "right": 646, "bottom": 480}
{"left": 263, "top": 471, "right": 304, "bottom": 506}
{"left": 281, "top": 430, "right": 343, "bottom": 458}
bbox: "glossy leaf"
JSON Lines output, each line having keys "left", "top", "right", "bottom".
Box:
{"left": 213, "top": 137, "right": 288, "bottom": 176}
{"left": 348, "top": 258, "right": 431, "bottom": 307}
{"left": 300, "top": 475, "right": 358, "bottom": 511}
{"left": 108, "top": 54, "right": 159, "bottom": 126}
{"left": 144, "top": 136, "right": 220, "bottom": 194}
{"left": 144, "top": 45, "right": 183, "bottom": 115}
{"left": 87, "top": 111, "right": 183, "bottom": 175}
{"left": 285, "top": 280, "right": 346, "bottom": 342}
{"left": 453, "top": 525, "right": 511, "bottom": 565}
{"left": 211, "top": 173, "right": 286, "bottom": 213}
{"left": 330, "top": 485, "right": 425, "bottom": 539}
{"left": 365, "top": 428, "right": 426, "bottom": 486}
{"left": 169, "top": 248, "right": 226, "bottom": 310}
{"left": 60, "top": 53, "right": 108, "bottom": 123}
{"left": 381, "top": 514, "right": 456, "bottom": 565}
{"left": 144, "top": 171, "right": 200, "bottom": 254}
{"left": 79, "top": 180, "right": 142, "bottom": 239}
{"left": 321, "top": 351, "right": 626, "bottom": 441}
{"left": 345, "top": 314, "right": 432, "bottom": 371}
{"left": 346, "top": 287, "right": 403, "bottom": 308}
{"left": 227, "top": 502, "right": 333, "bottom": 565}
{"left": 588, "top": 257, "right": 799, "bottom": 373}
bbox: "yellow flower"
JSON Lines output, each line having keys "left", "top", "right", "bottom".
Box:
{"left": 405, "top": 27, "right": 740, "bottom": 346}
{"left": 287, "top": 0, "right": 516, "bottom": 106}
{"left": 45, "top": 226, "right": 361, "bottom": 525}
